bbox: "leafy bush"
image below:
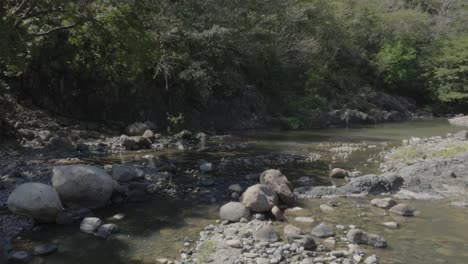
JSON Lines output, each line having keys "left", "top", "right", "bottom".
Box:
{"left": 167, "top": 112, "right": 185, "bottom": 133}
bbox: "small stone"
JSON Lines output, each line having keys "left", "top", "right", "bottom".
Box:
{"left": 389, "top": 203, "right": 415, "bottom": 216}
{"left": 365, "top": 255, "right": 378, "bottom": 264}
{"left": 284, "top": 225, "right": 304, "bottom": 237}
{"left": 311, "top": 223, "right": 335, "bottom": 238}
{"left": 10, "top": 251, "right": 30, "bottom": 262}
{"left": 184, "top": 242, "right": 190, "bottom": 247}
{"left": 226, "top": 239, "right": 242, "bottom": 248}
{"left": 254, "top": 214, "right": 265, "bottom": 220}
{"left": 347, "top": 229, "right": 387, "bottom": 248}
{"left": 330, "top": 168, "right": 348, "bottom": 178}
{"left": 382, "top": 222, "right": 399, "bottom": 229}
{"left": 295, "top": 217, "right": 315, "bottom": 223}
{"left": 156, "top": 258, "right": 169, "bottom": 264}
{"left": 231, "top": 192, "right": 240, "bottom": 199}
{"left": 253, "top": 226, "right": 280, "bottom": 242}
{"left": 371, "top": 198, "right": 397, "bottom": 210}
{"left": 228, "top": 184, "right": 243, "bottom": 193}
{"left": 112, "top": 213, "right": 126, "bottom": 221}
{"left": 200, "top": 162, "right": 214, "bottom": 172}
{"left": 96, "top": 223, "right": 120, "bottom": 239}
{"left": 320, "top": 204, "right": 335, "bottom": 212}
{"left": 271, "top": 206, "right": 284, "bottom": 221}
{"left": 80, "top": 217, "right": 103, "bottom": 234}
{"left": 34, "top": 243, "right": 58, "bottom": 256}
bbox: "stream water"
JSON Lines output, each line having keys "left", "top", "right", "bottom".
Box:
{"left": 12, "top": 119, "right": 468, "bottom": 264}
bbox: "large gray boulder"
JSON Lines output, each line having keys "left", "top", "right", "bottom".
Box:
{"left": 7, "top": 183, "right": 62, "bottom": 222}
{"left": 220, "top": 202, "right": 250, "bottom": 222}
{"left": 260, "top": 169, "right": 295, "bottom": 205}
{"left": 52, "top": 165, "right": 114, "bottom": 208}
{"left": 242, "top": 184, "right": 278, "bottom": 212}
{"left": 125, "top": 122, "right": 150, "bottom": 136}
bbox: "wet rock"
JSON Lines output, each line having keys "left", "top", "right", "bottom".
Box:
{"left": 365, "top": 255, "right": 378, "bottom": 264}
{"left": 295, "top": 217, "right": 315, "bottom": 223}
{"left": 320, "top": 204, "right": 335, "bottom": 212}
{"left": 371, "top": 198, "right": 397, "bottom": 210}
{"left": 112, "top": 165, "right": 145, "bottom": 182}
{"left": 389, "top": 203, "right": 415, "bottom": 216}
{"left": 228, "top": 184, "right": 243, "bottom": 193}
{"left": 242, "top": 184, "right": 278, "bottom": 212}
{"left": 10, "top": 251, "right": 31, "bottom": 262}
{"left": 76, "top": 142, "right": 90, "bottom": 151}
{"left": 7, "top": 183, "right": 63, "bottom": 223}
{"left": 311, "top": 223, "right": 335, "bottom": 238}
{"left": 295, "top": 173, "right": 404, "bottom": 198}
{"left": 271, "top": 206, "right": 284, "bottom": 221}
{"left": 330, "top": 168, "right": 348, "bottom": 178}
{"left": 347, "top": 229, "right": 387, "bottom": 248}
{"left": 122, "top": 136, "right": 137, "bottom": 150}
{"left": 34, "top": 243, "right": 58, "bottom": 256}
{"left": 47, "top": 136, "right": 75, "bottom": 151}
{"left": 231, "top": 192, "right": 240, "bottom": 200}
{"left": 253, "top": 226, "right": 280, "bottom": 242}
{"left": 52, "top": 165, "right": 114, "bottom": 208}
{"left": 112, "top": 213, "right": 126, "bottom": 221}
{"left": 382, "top": 222, "right": 399, "bottom": 228}
{"left": 287, "top": 234, "right": 317, "bottom": 250}
{"left": 80, "top": 217, "right": 103, "bottom": 234}
{"left": 200, "top": 162, "right": 214, "bottom": 172}
{"left": 284, "top": 225, "right": 304, "bottom": 237}
{"left": 259, "top": 169, "right": 295, "bottom": 205}
{"left": 220, "top": 202, "right": 250, "bottom": 222}
{"left": 125, "top": 122, "right": 150, "bottom": 136}
{"left": 96, "top": 223, "right": 120, "bottom": 239}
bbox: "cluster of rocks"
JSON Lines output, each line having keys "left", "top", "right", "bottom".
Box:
{"left": 295, "top": 173, "right": 404, "bottom": 198}
{"left": 380, "top": 131, "right": 468, "bottom": 201}
{"left": 174, "top": 170, "right": 405, "bottom": 264}
{"left": 2, "top": 163, "right": 149, "bottom": 261}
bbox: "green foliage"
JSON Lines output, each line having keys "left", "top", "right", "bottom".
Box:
{"left": 198, "top": 240, "right": 215, "bottom": 263}
{"left": 167, "top": 112, "right": 185, "bottom": 133}
{"left": 376, "top": 41, "right": 417, "bottom": 85}
{"left": 430, "top": 35, "right": 468, "bottom": 104}
{"left": 1, "top": 0, "right": 468, "bottom": 126}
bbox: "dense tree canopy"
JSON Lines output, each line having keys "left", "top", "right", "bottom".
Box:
{"left": 1, "top": 0, "right": 467, "bottom": 120}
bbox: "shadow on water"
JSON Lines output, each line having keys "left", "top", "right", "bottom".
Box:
{"left": 14, "top": 195, "right": 219, "bottom": 264}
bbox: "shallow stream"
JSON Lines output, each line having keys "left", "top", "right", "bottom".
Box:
{"left": 13, "top": 119, "right": 468, "bottom": 264}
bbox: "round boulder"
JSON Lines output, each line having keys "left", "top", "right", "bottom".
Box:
{"left": 220, "top": 202, "right": 250, "bottom": 222}
{"left": 125, "top": 122, "right": 150, "bottom": 136}
{"left": 260, "top": 169, "right": 295, "bottom": 205}
{"left": 52, "top": 165, "right": 114, "bottom": 208}
{"left": 330, "top": 168, "right": 348, "bottom": 178}
{"left": 7, "top": 183, "right": 63, "bottom": 222}
{"left": 242, "top": 184, "right": 278, "bottom": 212}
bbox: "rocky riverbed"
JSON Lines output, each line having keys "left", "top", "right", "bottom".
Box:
{"left": 2, "top": 117, "right": 468, "bottom": 263}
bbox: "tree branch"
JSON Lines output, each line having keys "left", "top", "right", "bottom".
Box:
{"left": 32, "top": 22, "right": 82, "bottom": 36}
